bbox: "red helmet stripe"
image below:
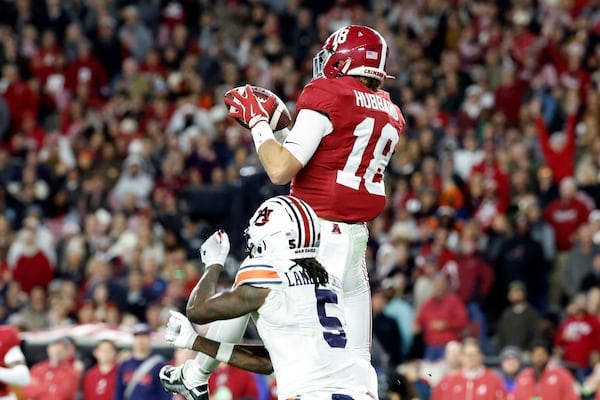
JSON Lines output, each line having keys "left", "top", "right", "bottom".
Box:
{"left": 286, "top": 196, "right": 311, "bottom": 247}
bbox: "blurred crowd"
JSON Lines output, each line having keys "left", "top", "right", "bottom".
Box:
{"left": 1, "top": 0, "right": 600, "bottom": 399}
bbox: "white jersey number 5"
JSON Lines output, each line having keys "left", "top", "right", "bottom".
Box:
{"left": 336, "top": 117, "right": 398, "bottom": 196}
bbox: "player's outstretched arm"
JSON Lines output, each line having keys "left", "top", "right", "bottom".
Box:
{"left": 187, "top": 283, "right": 269, "bottom": 325}
{"left": 190, "top": 336, "right": 273, "bottom": 375}
{"left": 186, "top": 230, "right": 270, "bottom": 324}
{"left": 165, "top": 311, "right": 273, "bottom": 375}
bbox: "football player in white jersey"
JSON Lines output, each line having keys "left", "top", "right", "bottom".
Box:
{"left": 161, "top": 195, "right": 374, "bottom": 400}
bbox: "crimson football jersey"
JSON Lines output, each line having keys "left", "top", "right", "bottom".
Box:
{"left": 292, "top": 76, "right": 405, "bottom": 223}
{"left": 0, "top": 326, "right": 21, "bottom": 396}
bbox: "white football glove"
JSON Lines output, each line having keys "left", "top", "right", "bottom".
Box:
{"left": 200, "top": 230, "right": 230, "bottom": 267}
{"left": 164, "top": 310, "right": 198, "bottom": 350}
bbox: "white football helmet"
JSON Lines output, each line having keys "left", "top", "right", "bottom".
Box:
{"left": 245, "top": 195, "right": 320, "bottom": 260}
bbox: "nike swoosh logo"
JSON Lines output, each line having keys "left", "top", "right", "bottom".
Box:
{"left": 286, "top": 141, "right": 300, "bottom": 145}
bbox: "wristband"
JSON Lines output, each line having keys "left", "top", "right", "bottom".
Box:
{"left": 251, "top": 121, "right": 276, "bottom": 151}
{"left": 215, "top": 342, "right": 235, "bottom": 363}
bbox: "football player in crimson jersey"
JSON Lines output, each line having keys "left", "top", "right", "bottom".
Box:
{"left": 0, "top": 325, "right": 31, "bottom": 400}
{"left": 160, "top": 25, "right": 404, "bottom": 400}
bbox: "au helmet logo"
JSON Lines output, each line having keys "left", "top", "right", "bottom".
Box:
{"left": 254, "top": 207, "right": 273, "bottom": 226}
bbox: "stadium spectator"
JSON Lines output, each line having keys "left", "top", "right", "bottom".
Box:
{"left": 82, "top": 339, "right": 118, "bottom": 400}
{"left": 497, "top": 346, "right": 522, "bottom": 396}
{"left": 531, "top": 93, "right": 578, "bottom": 185}
{"left": 114, "top": 323, "right": 170, "bottom": 400}
{"left": 495, "top": 281, "right": 542, "bottom": 354}
{"left": 523, "top": 196, "right": 556, "bottom": 265}
{"left": 554, "top": 293, "right": 600, "bottom": 371}
{"left": 431, "top": 338, "right": 505, "bottom": 400}
{"left": 21, "top": 337, "right": 79, "bottom": 400}
{"left": 446, "top": 234, "right": 494, "bottom": 349}
{"left": 425, "top": 340, "right": 462, "bottom": 388}
{"left": 382, "top": 273, "right": 415, "bottom": 359}
{"left": 414, "top": 274, "right": 468, "bottom": 361}
{"left": 544, "top": 177, "right": 592, "bottom": 303}
{"left": 8, "top": 224, "right": 54, "bottom": 294}
{"left": 513, "top": 340, "right": 579, "bottom": 400}
{"left": 563, "top": 224, "right": 600, "bottom": 300}
{"left": 494, "top": 214, "right": 547, "bottom": 312}
{"left": 117, "top": 6, "right": 153, "bottom": 63}
{"left": 11, "top": 284, "right": 49, "bottom": 331}
{"left": 413, "top": 255, "right": 439, "bottom": 312}
{"left": 372, "top": 288, "right": 403, "bottom": 368}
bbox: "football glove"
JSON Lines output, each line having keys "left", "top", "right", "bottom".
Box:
{"left": 200, "top": 230, "right": 230, "bottom": 267}
{"left": 224, "top": 85, "right": 270, "bottom": 129}
{"left": 164, "top": 310, "right": 198, "bottom": 350}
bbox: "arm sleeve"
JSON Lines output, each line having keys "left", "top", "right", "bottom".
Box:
{"left": 233, "top": 264, "right": 283, "bottom": 288}
{"left": 0, "top": 364, "right": 30, "bottom": 387}
{"left": 282, "top": 109, "right": 333, "bottom": 167}
{"left": 564, "top": 115, "right": 577, "bottom": 154}
{"left": 535, "top": 115, "right": 553, "bottom": 162}
{"left": 4, "top": 345, "right": 25, "bottom": 366}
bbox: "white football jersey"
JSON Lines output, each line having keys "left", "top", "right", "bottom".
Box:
{"left": 234, "top": 254, "right": 370, "bottom": 400}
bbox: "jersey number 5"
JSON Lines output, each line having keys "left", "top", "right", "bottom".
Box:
{"left": 336, "top": 117, "right": 398, "bottom": 196}
{"left": 316, "top": 288, "right": 347, "bottom": 348}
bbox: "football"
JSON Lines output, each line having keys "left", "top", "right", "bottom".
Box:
{"left": 224, "top": 85, "right": 292, "bottom": 131}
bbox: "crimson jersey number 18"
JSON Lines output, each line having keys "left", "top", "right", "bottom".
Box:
{"left": 335, "top": 117, "right": 398, "bottom": 196}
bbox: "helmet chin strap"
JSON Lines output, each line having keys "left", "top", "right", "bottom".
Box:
{"left": 335, "top": 57, "right": 352, "bottom": 77}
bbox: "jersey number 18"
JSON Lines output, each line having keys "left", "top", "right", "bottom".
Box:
{"left": 336, "top": 117, "right": 398, "bottom": 196}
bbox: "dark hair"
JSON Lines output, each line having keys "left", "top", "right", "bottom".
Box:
{"left": 388, "top": 373, "right": 418, "bottom": 399}
{"left": 95, "top": 339, "right": 117, "bottom": 350}
{"left": 292, "top": 258, "right": 329, "bottom": 287}
{"left": 530, "top": 338, "right": 552, "bottom": 354}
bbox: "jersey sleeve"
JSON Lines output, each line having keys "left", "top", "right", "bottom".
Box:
{"left": 296, "top": 79, "right": 339, "bottom": 116}
{"left": 283, "top": 109, "right": 333, "bottom": 166}
{"left": 234, "top": 264, "right": 283, "bottom": 289}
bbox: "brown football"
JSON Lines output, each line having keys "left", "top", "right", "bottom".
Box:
{"left": 224, "top": 85, "right": 292, "bottom": 131}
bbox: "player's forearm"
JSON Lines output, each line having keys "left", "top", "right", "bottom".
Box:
{"left": 0, "top": 365, "right": 31, "bottom": 386}
{"left": 256, "top": 139, "right": 300, "bottom": 185}
{"left": 191, "top": 336, "right": 273, "bottom": 375}
{"left": 186, "top": 264, "right": 223, "bottom": 323}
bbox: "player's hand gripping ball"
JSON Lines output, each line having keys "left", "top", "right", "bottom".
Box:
{"left": 224, "top": 85, "right": 292, "bottom": 131}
